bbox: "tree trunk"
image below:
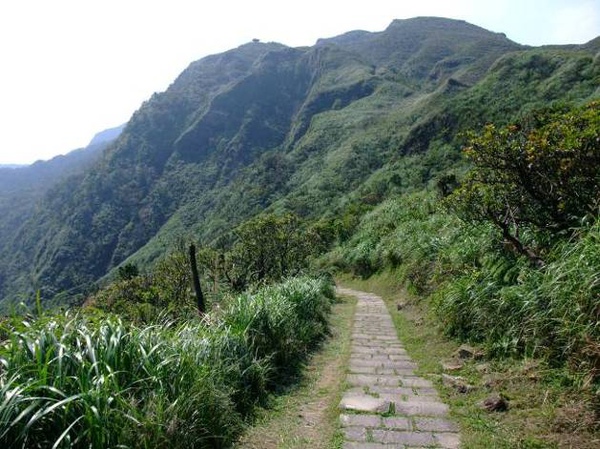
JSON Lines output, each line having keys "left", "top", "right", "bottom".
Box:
{"left": 189, "top": 243, "right": 206, "bottom": 315}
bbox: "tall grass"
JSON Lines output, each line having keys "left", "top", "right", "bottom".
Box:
{"left": 335, "top": 189, "right": 600, "bottom": 388}
{"left": 434, "top": 220, "right": 600, "bottom": 383}
{"left": 0, "top": 276, "right": 334, "bottom": 448}
{"left": 441, "top": 222, "right": 600, "bottom": 377}
{"left": 331, "top": 190, "right": 496, "bottom": 294}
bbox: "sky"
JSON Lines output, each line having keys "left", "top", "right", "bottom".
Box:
{"left": 0, "top": 0, "right": 598, "bottom": 165}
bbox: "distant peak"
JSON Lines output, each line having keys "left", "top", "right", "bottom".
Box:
{"left": 88, "top": 124, "right": 125, "bottom": 147}
{"left": 385, "top": 16, "right": 484, "bottom": 32}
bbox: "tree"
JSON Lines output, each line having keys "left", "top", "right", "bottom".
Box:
{"left": 216, "top": 213, "right": 326, "bottom": 291}
{"left": 117, "top": 263, "right": 139, "bottom": 280}
{"left": 447, "top": 101, "right": 600, "bottom": 263}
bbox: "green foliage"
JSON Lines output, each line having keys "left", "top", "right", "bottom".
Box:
{"left": 330, "top": 190, "right": 495, "bottom": 294}
{"left": 117, "top": 263, "right": 139, "bottom": 280}
{"left": 447, "top": 101, "right": 600, "bottom": 262}
{"left": 213, "top": 213, "right": 330, "bottom": 292}
{"left": 222, "top": 277, "right": 334, "bottom": 381}
{"left": 433, "top": 220, "right": 600, "bottom": 385}
{"left": 91, "top": 250, "right": 197, "bottom": 324}
{"left": 332, "top": 103, "right": 600, "bottom": 386}
{"left": 92, "top": 212, "right": 333, "bottom": 323}
{"left": 333, "top": 103, "right": 600, "bottom": 389}
{"left": 4, "top": 18, "right": 596, "bottom": 307}
{"left": 0, "top": 276, "right": 334, "bottom": 448}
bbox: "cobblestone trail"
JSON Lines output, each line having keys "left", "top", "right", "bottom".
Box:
{"left": 337, "top": 288, "right": 460, "bottom": 449}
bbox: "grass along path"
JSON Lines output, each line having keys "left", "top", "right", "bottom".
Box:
{"left": 234, "top": 293, "right": 356, "bottom": 449}
{"left": 339, "top": 273, "right": 600, "bottom": 449}
{"left": 236, "top": 274, "right": 600, "bottom": 448}
{"left": 0, "top": 277, "right": 336, "bottom": 448}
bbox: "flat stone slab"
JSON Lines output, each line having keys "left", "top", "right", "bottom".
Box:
{"left": 346, "top": 386, "right": 439, "bottom": 398}
{"left": 342, "top": 443, "right": 390, "bottom": 449}
{"left": 349, "top": 359, "right": 417, "bottom": 370}
{"left": 394, "top": 401, "right": 450, "bottom": 416}
{"left": 340, "top": 414, "right": 382, "bottom": 427}
{"left": 435, "top": 432, "right": 461, "bottom": 448}
{"left": 340, "top": 393, "right": 392, "bottom": 413}
{"left": 371, "top": 430, "right": 436, "bottom": 446}
{"left": 349, "top": 365, "right": 415, "bottom": 376}
{"left": 347, "top": 374, "right": 406, "bottom": 387}
{"left": 397, "top": 377, "right": 434, "bottom": 388}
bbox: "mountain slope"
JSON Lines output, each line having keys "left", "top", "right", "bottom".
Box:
{"left": 0, "top": 126, "right": 123, "bottom": 303}
{"left": 0, "top": 17, "right": 598, "bottom": 307}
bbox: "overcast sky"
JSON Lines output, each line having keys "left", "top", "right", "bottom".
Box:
{"left": 0, "top": 0, "right": 598, "bottom": 165}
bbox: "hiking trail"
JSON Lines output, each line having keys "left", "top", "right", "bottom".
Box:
{"left": 337, "top": 288, "right": 460, "bottom": 449}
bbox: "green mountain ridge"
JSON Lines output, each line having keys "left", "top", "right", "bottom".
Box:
{"left": 0, "top": 17, "right": 598, "bottom": 307}
{"left": 0, "top": 126, "right": 124, "bottom": 304}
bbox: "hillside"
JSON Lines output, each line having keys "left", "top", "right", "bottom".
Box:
{"left": 0, "top": 124, "right": 123, "bottom": 196}
{"left": 0, "top": 16, "right": 598, "bottom": 307}
{"left": 0, "top": 126, "right": 123, "bottom": 305}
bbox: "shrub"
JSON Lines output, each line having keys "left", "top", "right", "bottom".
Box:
{"left": 446, "top": 101, "right": 600, "bottom": 263}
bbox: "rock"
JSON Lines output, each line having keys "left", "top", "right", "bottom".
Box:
{"left": 481, "top": 393, "right": 509, "bottom": 412}
{"left": 457, "top": 383, "right": 476, "bottom": 394}
{"left": 475, "top": 363, "right": 491, "bottom": 374}
{"left": 339, "top": 394, "right": 392, "bottom": 413}
{"left": 442, "top": 374, "right": 475, "bottom": 394}
{"left": 456, "top": 344, "right": 484, "bottom": 360}
{"left": 442, "top": 373, "right": 462, "bottom": 387}
{"left": 442, "top": 360, "right": 464, "bottom": 371}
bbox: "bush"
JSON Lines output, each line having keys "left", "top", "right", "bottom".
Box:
{"left": 91, "top": 251, "right": 198, "bottom": 324}
{"left": 336, "top": 190, "right": 496, "bottom": 295}
{"left": 447, "top": 101, "right": 600, "bottom": 263}
{"left": 222, "top": 276, "right": 334, "bottom": 381}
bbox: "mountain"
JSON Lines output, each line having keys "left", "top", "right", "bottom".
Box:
{"left": 0, "top": 17, "right": 598, "bottom": 307}
{"left": 87, "top": 124, "right": 126, "bottom": 147}
{"left": 0, "top": 126, "right": 123, "bottom": 305}
{"left": 0, "top": 125, "right": 123, "bottom": 196}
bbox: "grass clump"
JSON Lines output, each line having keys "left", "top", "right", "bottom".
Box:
{"left": 0, "top": 276, "right": 334, "bottom": 448}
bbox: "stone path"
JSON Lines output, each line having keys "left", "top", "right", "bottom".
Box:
{"left": 337, "top": 288, "right": 460, "bottom": 449}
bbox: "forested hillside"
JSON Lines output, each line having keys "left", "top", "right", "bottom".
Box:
{"left": 0, "top": 125, "right": 123, "bottom": 306}
{"left": 0, "top": 17, "right": 598, "bottom": 308}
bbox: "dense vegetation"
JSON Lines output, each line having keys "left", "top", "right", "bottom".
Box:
{"left": 0, "top": 126, "right": 123, "bottom": 308}
{"left": 330, "top": 101, "right": 600, "bottom": 389}
{"left": 0, "top": 277, "right": 334, "bottom": 448}
{"left": 0, "top": 17, "right": 531, "bottom": 306}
